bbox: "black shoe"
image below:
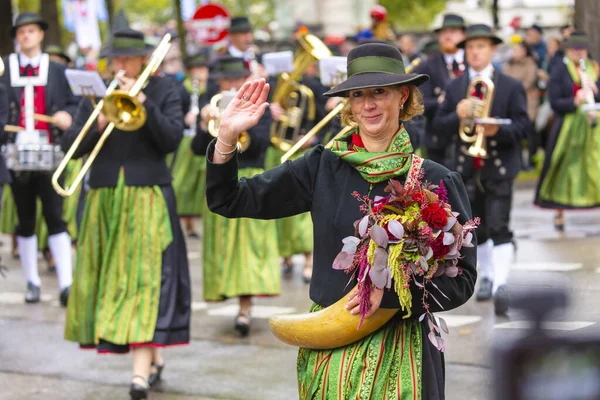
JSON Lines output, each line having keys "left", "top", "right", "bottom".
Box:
{"left": 234, "top": 313, "right": 251, "bottom": 337}
{"left": 148, "top": 362, "right": 164, "bottom": 387}
{"left": 129, "top": 376, "right": 148, "bottom": 400}
{"left": 60, "top": 286, "right": 70, "bottom": 307}
{"left": 494, "top": 285, "right": 510, "bottom": 316}
{"left": 25, "top": 282, "right": 40, "bottom": 303}
{"left": 187, "top": 231, "right": 200, "bottom": 239}
{"left": 282, "top": 261, "right": 293, "bottom": 277}
{"left": 554, "top": 214, "right": 565, "bottom": 232}
{"left": 476, "top": 278, "right": 493, "bottom": 302}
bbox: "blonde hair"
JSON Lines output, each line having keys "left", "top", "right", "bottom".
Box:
{"left": 340, "top": 84, "right": 425, "bottom": 127}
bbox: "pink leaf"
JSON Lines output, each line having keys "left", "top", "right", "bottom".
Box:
{"left": 387, "top": 219, "right": 405, "bottom": 239}
{"left": 372, "top": 247, "right": 389, "bottom": 271}
{"left": 358, "top": 216, "right": 369, "bottom": 237}
{"left": 419, "top": 256, "right": 429, "bottom": 273}
{"left": 414, "top": 279, "right": 424, "bottom": 288}
{"left": 419, "top": 313, "right": 426, "bottom": 322}
{"left": 443, "top": 217, "right": 457, "bottom": 232}
{"left": 462, "top": 232, "right": 474, "bottom": 247}
{"left": 443, "top": 232, "right": 455, "bottom": 246}
{"left": 425, "top": 246, "right": 433, "bottom": 260}
{"left": 445, "top": 266, "right": 459, "bottom": 278}
{"left": 438, "top": 317, "right": 449, "bottom": 334}
{"left": 369, "top": 266, "right": 389, "bottom": 289}
{"left": 438, "top": 336, "right": 446, "bottom": 352}
{"left": 434, "top": 264, "right": 446, "bottom": 277}
{"left": 370, "top": 224, "right": 389, "bottom": 248}
{"left": 332, "top": 251, "right": 353, "bottom": 270}
{"left": 341, "top": 236, "right": 361, "bottom": 254}
{"left": 428, "top": 331, "right": 438, "bottom": 348}
{"left": 430, "top": 293, "right": 445, "bottom": 310}
{"left": 431, "top": 281, "right": 451, "bottom": 301}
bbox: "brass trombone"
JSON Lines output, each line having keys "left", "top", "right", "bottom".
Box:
{"left": 458, "top": 76, "right": 495, "bottom": 159}
{"left": 207, "top": 90, "right": 251, "bottom": 152}
{"left": 52, "top": 34, "right": 172, "bottom": 197}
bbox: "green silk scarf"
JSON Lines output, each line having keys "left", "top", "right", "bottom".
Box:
{"left": 330, "top": 125, "right": 414, "bottom": 183}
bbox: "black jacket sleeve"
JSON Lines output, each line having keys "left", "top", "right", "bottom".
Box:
{"left": 191, "top": 128, "right": 212, "bottom": 156}
{"left": 415, "top": 61, "right": 440, "bottom": 118}
{"left": 205, "top": 140, "right": 321, "bottom": 219}
{"left": 407, "top": 171, "right": 477, "bottom": 316}
{"left": 56, "top": 63, "right": 79, "bottom": 117}
{"left": 432, "top": 80, "right": 461, "bottom": 140}
{"left": 142, "top": 83, "right": 184, "bottom": 154}
{"left": 61, "top": 97, "right": 101, "bottom": 159}
{"left": 0, "top": 83, "right": 8, "bottom": 144}
{"left": 492, "top": 79, "right": 530, "bottom": 146}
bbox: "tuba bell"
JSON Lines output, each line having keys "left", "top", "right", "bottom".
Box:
{"left": 207, "top": 90, "right": 251, "bottom": 152}
{"left": 270, "top": 33, "right": 332, "bottom": 152}
{"left": 458, "top": 76, "right": 495, "bottom": 159}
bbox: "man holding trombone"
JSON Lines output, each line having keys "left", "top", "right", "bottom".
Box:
{"left": 0, "top": 12, "right": 78, "bottom": 306}
{"left": 61, "top": 28, "right": 190, "bottom": 400}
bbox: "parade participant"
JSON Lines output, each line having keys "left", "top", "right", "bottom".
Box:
{"left": 221, "top": 16, "right": 259, "bottom": 76}
{"left": 45, "top": 44, "right": 71, "bottom": 66}
{"left": 398, "top": 33, "right": 421, "bottom": 66}
{"left": 62, "top": 28, "right": 190, "bottom": 400}
{"left": 0, "top": 12, "right": 78, "bottom": 306}
{"left": 192, "top": 56, "right": 279, "bottom": 336}
{"left": 433, "top": 24, "right": 530, "bottom": 315}
{"left": 415, "top": 14, "right": 467, "bottom": 165}
{"left": 525, "top": 24, "right": 547, "bottom": 67}
{"left": 535, "top": 31, "right": 600, "bottom": 230}
{"left": 369, "top": 5, "right": 395, "bottom": 41}
{"left": 205, "top": 43, "right": 476, "bottom": 399}
{"left": 170, "top": 51, "right": 211, "bottom": 237}
{"left": 0, "top": 83, "right": 10, "bottom": 209}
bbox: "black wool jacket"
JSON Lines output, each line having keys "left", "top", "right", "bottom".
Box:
{"left": 61, "top": 75, "right": 183, "bottom": 188}
{"left": 0, "top": 83, "right": 10, "bottom": 184}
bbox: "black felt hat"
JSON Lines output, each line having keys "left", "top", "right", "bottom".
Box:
{"left": 434, "top": 14, "right": 466, "bottom": 33}
{"left": 323, "top": 43, "right": 429, "bottom": 97}
{"left": 185, "top": 50, "right": 210, "bottom": 69}
{"left": 211, "top": 56, "right": 251, "bottom": 79}
{"left": 45, "top": 44, "right": 71, "bottom": 63}
{"left": 11, "top": 12, "right": 48, "bottom": 37}
{"left": 229, "top": 16, "right": 253, "bottom": 33}
{"left": 563, "top": 31, "right": 590, "bottom": 50}
{"left": 457, "top": 24, "right": 503, "bottom": 49}
{"left": 100, "top": 28, "right": 155, "bottom": 58}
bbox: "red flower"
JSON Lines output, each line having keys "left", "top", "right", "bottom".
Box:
{"left": 411, "top": 191, "right": 424, "bottom": 203}
{"left": 431, "top": 234, "right": 449, "bottom": 259}
{"left": 421, "top": 203, "right": 448, "bottom": 229}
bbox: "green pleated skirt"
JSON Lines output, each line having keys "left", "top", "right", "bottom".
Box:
{"left": 0, "top": 160, "right": 82, "bottom": 247}
{"left": 264, "top": 146, "right": 314, "bottom": 257}
{"left": 202, "top": 167, "right": 280, "bottom": 301}
{"left": 65, "top": 174, "right": 179, "bottom": 349}
{"left": 168, "top": 135, "right": 206, "bottom": 216}
{"left": 297, "top": 305, "right": 423, "bottom": 400}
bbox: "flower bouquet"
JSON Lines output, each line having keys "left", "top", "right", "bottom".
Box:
{"left": 332, "top": 172, "right": 479, "bottom": 351}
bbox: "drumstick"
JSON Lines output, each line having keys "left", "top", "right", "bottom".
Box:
{"left": 34, "top": 113, "right": 58, "bottom": 124}
{"left": 4, "top": 125, "right": 21, "bottom": 133}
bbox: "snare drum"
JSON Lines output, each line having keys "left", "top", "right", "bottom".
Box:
{"left": 2, "top": 143, "right": 64, "bottom": 171}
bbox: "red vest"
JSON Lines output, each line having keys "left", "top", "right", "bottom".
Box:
{"left": 18, "top": 65, "right": 50, "bottom": 136}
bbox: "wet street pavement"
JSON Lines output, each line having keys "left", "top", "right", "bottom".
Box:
{"left": 1, "top": 186, "right": 600, "bottom": 400}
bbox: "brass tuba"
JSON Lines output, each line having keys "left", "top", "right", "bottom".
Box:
{"left": 270, "top": 33, "right": 332, "bottom": 152}
{"left": 207, "top": 90, "right": 251, "bottom": 152}
{"left": 52, "top": 34, "right": 172, "bottom": 197}
{"left": 458, "top": 76, "right": 495, "bottom": 159}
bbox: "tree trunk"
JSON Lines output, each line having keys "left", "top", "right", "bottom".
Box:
{"left": 0, "top": 0, "right": 14, "bottom": 56}
{"left": 105, "top": 0, "right": 115, "bottom": 31}
{"left": 40, "top": 0, "right": 61, "bottom": 46}
{"left": 173, "top": 0, "right": 187, "bottom": 60}
{"left": 575, "top": 0, "right": 600, "bottom": 60}
{"left": 492, "top": 0, "right": 499, "bottom": 30}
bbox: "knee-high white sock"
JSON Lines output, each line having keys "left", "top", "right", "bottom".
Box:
{"left": 18, "top": 235, "right": 40, "bottom": 286}
{"left": 48, "top": 232, "right": 73, "bottom": 291}
{"left": 492, "top": 243, "right": 515, "bottom": 294}
{"left": 477, "top": 239, "right": 494, "bottom": 281}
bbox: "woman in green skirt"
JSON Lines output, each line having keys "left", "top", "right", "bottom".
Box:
{"left": 535, "top": 31, "right": 600, "bottom": 230}
{"left": 205, "top": 44, "right": 476, "bottom": 399}
{"left": 192, "top": 56, "right": 280, "bottom": 337}
{"left": 169, "top": 51, "right": 211, "bottom": 237}
{"left": 62, "top": 29, "right": 191, "bottom": 400}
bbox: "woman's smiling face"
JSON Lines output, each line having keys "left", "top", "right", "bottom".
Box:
{"left": 348, "top": 85, "right": 408, "bottom": 140}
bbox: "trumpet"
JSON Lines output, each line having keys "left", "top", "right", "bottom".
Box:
{"left": 458, "top": 76, "right": 495, "bottom": 159}
{"left": 52, "top": 34, "right": 172, "bottom": 197}
{"left": 207, "top": 90, "right": 251, "bottom": 152}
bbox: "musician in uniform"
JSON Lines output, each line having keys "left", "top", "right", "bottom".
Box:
{"left": 0, "top": 12, "right": 78, "bottom": 306}
{"left": 45, "top": 44, "right": 71, "bottom": 67}
{"left": 169, "top": 51, "right": 211, "bottom": 237}
{"left": 415, "top": 14, "right": 467, "bottom": 166}
{"left": 191, "top": 56, "right": 279, "bottom": 336}
{"left": 535, "top": 31, "right": 600, "bottom": 230}
{"left": 220, "top": 16, "right": 258, "bottom": 73}
{"left": 433, "top": 24, "right": 530, "bottom": 315}
{"left": 62, "top": 28, "right": 190, "bottom": 399}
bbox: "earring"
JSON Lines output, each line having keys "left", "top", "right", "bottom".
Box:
{"left": 400, "top": 104, "right": 404, "bottom": 110}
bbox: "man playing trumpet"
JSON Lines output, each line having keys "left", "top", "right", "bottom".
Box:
{"left": 433, "top": 24, "right": 530, "bottom": 315}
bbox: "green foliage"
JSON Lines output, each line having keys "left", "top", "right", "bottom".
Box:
{"left": 378, "top": 0, "right": 447, "bottom": 31}
{"left": 218, "top": 0, "right": 275, "bottom": 29}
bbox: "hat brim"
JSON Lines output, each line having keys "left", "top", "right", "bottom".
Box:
{"left": 434, "top": 24, "right": 466, "bottom": 33}
{"left": 323, "top": 72, "right": 429, "bottom": 97}
{"left": 49, "top": 53, "right": 71, "bottom": 63}
{"left": 457, "top": 35, "right": 503, "bottom": 49}
{"left": 100, "top": 45, "right": 155, "bottom": 58}
{"left": 11, "top": 20, "right": 49, "bottom": 37}
{"left": 211, "top": 70, "right": 251, "bottom": 80}
{"left": 229, "top": 25, "right": 253, "bottom": 33}
{"left": 563, "top": 40, "right": 589, "bottom": 50}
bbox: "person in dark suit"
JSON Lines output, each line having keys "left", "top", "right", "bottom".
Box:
{"left": 0, "top": 83, "right": 10, "bottom": 205}
{"left": 62, "top": 28, "right": 190, "bottom": 400}
{"left": 415, "top": 14, "right": 467, "bottom": 166}
{"left": 433, "top": 24, "right": 530, "bottom": 315}
{"left": 204, "top": 43, "right": 476, "bottom": 400}
{"left": 191, "top": 56, "right": 280, "bottom": 337}
{"left": 0, "top": 12, "right": 78, "bottom": 306}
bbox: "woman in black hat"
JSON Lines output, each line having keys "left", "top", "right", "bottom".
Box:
{"left": 204, "top": 43, "right": 476, "bottom": 399}
{"left": 63, "top": 28, "right": 190, "bottom": 400}
{"left": 191, "top": 55, "right": 280, "bottom": 337}
{"left": 535, "top": 31, "right": 600, "bottom": 229}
